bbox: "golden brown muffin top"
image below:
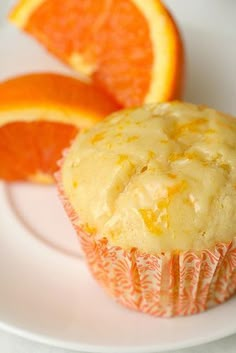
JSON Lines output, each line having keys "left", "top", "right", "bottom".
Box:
{"left": 62, "top": 102, "right": 236, "bottom": 253}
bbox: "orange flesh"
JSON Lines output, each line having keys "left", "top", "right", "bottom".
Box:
{"left": 26, "top": 1, "right": 108, "bottom": 63}
{"left": 26, "top": 0, "right": 153, "bottom": 107}
{"left": 0, "top": 121, "right": 78, "bottom": 181}
{"left": 92, "top": 0, "right": 153, "bottom": 107}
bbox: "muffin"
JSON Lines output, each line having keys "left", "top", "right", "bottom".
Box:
{"left": 58, "top": 101, "right": 236, "bottom": 317}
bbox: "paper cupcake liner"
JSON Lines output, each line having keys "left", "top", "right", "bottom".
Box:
{"left": 56, "top": 170, "right": 236, "bottom": 317}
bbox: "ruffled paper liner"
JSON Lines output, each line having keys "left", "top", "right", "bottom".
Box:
{"left": 56, "top": 165, "right": 236, "bottom": 317}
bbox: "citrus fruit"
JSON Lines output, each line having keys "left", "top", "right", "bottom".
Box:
{"left": 0, "top": 73, "right": 119, "bottom": 183}
{"left": 9, "top": 0, "right": 184, "bottom": 107}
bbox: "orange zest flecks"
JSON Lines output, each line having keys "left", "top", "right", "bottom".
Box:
{"left": 91, "top": 132, "right": 105, "bottom": 144}
{"left": 139, "top": 180, "right": 187, "bottom": 235}
{"left": 171, "top": 118, "right": 208, "bottom": 139}
{"left": 117, "top": 154, "right": 129, "bottom": 164}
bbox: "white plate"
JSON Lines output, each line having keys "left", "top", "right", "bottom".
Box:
{"left": 0, "top": 1, "right": 236, "bottom": 352}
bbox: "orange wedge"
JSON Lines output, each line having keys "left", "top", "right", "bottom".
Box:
{"left": 0, "top": 73, "right": 120, "bottom": 183}
{"left": 9, "top": 0, "right": 184, "bottom": 107}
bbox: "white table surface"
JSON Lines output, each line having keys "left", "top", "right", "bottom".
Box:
{"left": 1, "top": 0, "right": 236, "bottom": 352}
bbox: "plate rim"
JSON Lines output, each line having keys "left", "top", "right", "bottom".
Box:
{"left": 1, "top": 307, "right": 236, "bottom": 353}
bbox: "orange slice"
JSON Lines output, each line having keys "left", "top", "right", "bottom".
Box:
{"left": 9, "top": 0, "right": 184, "bottom": 107}
{"left": 0, "top": 73, "right": 119, "bottom": 183}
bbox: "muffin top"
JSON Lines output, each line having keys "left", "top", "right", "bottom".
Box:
{"left": 61, "top": 101, "right": 236, "bottom": 253}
